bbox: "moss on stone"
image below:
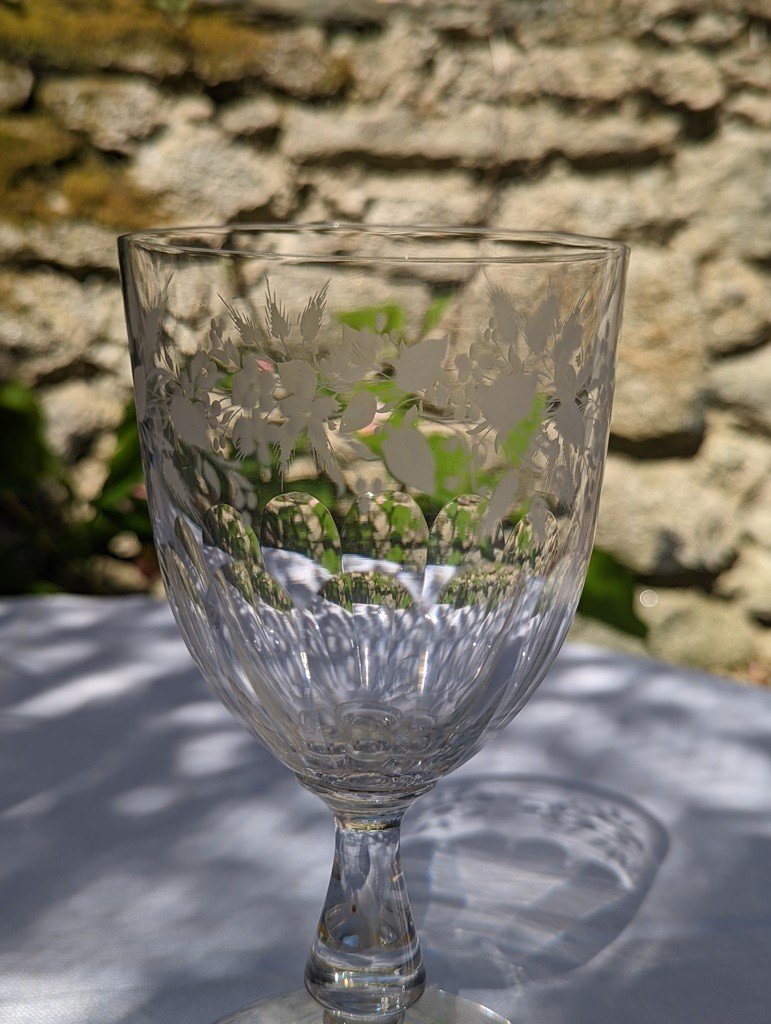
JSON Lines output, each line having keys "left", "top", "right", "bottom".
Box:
{"left": 0, "top": 0, "right": 347, "bottom": 94}
{"left": 59, "top": 157, "right": 171, "bottom": 230}
{"left": 0, "top": 0, "right": 183, "bottom": 75}
{"left": 183, "top": 15, "right": 350, "bottom": 93}
{"left": 0, "top": 111, "right": 164, "bottom": 228}
{"left": 0, "top": 114, "right": 79, "bottom": 221}
{"left": 0, "top": 0, "right": 368, "bottom": 92}
{"left": 0, "top": 113, "right": 78, "bottom": 188}
{"left": 316, "top": 52, "right": 353, "bottom": 97}
{"left": 182, "top": 15, "right": 270, "bottom": 84}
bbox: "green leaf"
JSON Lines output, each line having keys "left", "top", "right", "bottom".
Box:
{"left": 0, "top": 380, "right": 64, "bottom": 495}
{"left": 95, "top": 401, "right": 143, "bottom": 508}
{"left": 336, "top": 304, "right": 405, "bottom": 336}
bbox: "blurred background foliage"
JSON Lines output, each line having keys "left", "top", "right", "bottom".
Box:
{"left": 0, "top": 383, "right": 153, "bottom": 595}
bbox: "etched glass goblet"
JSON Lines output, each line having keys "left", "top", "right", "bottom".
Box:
{"left": 119, "top": 226, "right": 628, "bottom": 1024}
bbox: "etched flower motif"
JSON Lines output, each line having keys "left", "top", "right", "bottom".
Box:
{"left": 144, "top": 279, "right": 599, "bottom": 528}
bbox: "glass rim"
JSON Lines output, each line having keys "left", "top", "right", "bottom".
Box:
{"left": 118, "top": 222, "right": 629, "bottom": 265}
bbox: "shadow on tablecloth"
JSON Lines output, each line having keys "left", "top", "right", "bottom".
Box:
{"left": 1, "top": 597, "right": 770, "bottom": 1024}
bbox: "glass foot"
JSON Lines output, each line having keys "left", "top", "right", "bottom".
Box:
{"left": 213, "top": 987, "right": 509, "bottom": 1024}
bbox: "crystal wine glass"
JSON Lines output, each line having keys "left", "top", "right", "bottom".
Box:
{"left": 119, "top": 225, "right": 628, "bottom": 1024}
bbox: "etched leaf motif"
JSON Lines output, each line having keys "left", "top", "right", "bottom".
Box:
{"left": 554, "top": 394, "right": 585, "bottom": 449}
{"left": 382, "top": 424, "right": 436, "bottom": 494}
{"left": 481, "top": 468, "right": 520, "bottom": 537}
{"left": 299, "top": 281, "right": 329, "bottom": 346}
{"left": 169, "top": 391, "right": 210, "bottom": 447}
{"left": 489, "top": 284, "right": 521, "bottom": 348}
{"left": 553, "top": 363, "right": 586, "bottom": 449}
{"left": 231, "top": 352, "right": 275, "bottom": 408}
{"left": 477, "top": 372, "right": 538, "bottom": 435}
{"left": 392, "top": 336, "right": 448, "bottom": 393}
{"left": 525, "top": 293, "right": 559, "bottom": 356}
{"left": 265, "top": 281, "right": 291, "bottom": 343}
{"left": 339, "top": 391, "right": 377, "bottom": 434}
{"left": 277, "top": 359, "right": 317, "bottom": 400}
{"left": 231, "top": 410, "right": 277, "bottom": 461}
{"left": 222, "top": 298, "right": 263, "bottom": 348}
{"left": 319, "top": 325, "right": 382, "bottom": 390}
{"left": 554, "top": 307, "right": 583, "bottom": 363}
{"left": 146, "top": 277, "right": 598, "bottom": 548}
{"left": 140, "top": 292, "right": 168, "bottom": 364}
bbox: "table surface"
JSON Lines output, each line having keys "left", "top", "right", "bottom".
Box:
{"left": 1, "top": 596, "right": 770, "bottom": 1024}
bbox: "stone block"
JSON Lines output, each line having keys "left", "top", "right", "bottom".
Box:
{"left": 40, "top": 378, "right": 128, "bottom": 461}
{"left": 0, "top": 269, "right": 124, "bottom": 387}
{"left": 0, "top": 220, "right": 118, "bottom": 274}
{"left": 745, "top": 479, "right": 771, "bottom": 552}
{"left": 638, "top": 587, "right": 758, "bottom": 675}
{"left": 699, "top": 258, "right": 771, "bottom": 354}
{"left": 219, "top": 95, "right": 283, "bottom": 138}
{"left": 497, "top": 164, "right": 684, "bottom": 242}
{"left": 568, "top": 614, "right": 649, "bottom": 657}
{"left": 696, "top": 414, "right": 771, "bottom": 509}
{"left": 709, "top": 345, "right": 771, "bottom": 432}
{"left": 596, "top": 454, "right": 739, "bottom": 578}
{"left": 283, "top": 102, "right": 678, "bottom": 169}
{"left": 39, "top": 75, "right": 168, "bottom": 153}
{"left": 674, "top": 127, "right": 771, "bottom": 262}
{"left": 432, "top": 41, "right": 647, "bottom": 105}
{"left": 612, "top": 247, "right": 709, "bottom": 449}
{"left": 716, "top": 546, "right": 771, "bottom": 623}
{"left": 131, "top": 119, "right": 295, "bottom": 222}
{"left": 0, "top": 60, "right": 33, "bottom": 112}
{"left": 648, "top": 49, "right": 724, "bottom": 111}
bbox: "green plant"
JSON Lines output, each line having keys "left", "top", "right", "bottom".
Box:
{"left": 578, "top": 547, "right": 647, "bottom": 637}
{"left": 0, "top": 380, "right": 68, "bottom": 593}
{"left": 0, "top": 382, "right": 155, "bottom": 594}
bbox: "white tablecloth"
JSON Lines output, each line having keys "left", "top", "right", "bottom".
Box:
{"left": 1, "top": 596, "right": 769, "bottom": 1024}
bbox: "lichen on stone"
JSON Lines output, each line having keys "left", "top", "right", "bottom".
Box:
{"left": 58, "top": 156, "right": 172, "bottom": 231}
{"left": 0, "top": 113, "right": 78, "bottom": 187}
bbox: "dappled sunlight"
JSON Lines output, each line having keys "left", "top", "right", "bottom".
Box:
{"left": 1, "top": 598, "right": 770, "bottom": 1023}
{"left": 112, "top": 784, "right": 178, "bottom": 817}
{"left": 174, "top": 731, "right": 255, "bottom": 778}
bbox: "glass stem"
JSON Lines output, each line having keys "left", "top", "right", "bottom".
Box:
{"left": 305, "top": 811, "right": 425, "bottom": 1024}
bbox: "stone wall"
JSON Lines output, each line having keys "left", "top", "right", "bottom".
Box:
{"left": 0, "top": 0, "right": 768, "bottom": 680}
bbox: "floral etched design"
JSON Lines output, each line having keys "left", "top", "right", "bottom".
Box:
{"left": 133, "top": 278, "right": 605, "bottom": 537}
